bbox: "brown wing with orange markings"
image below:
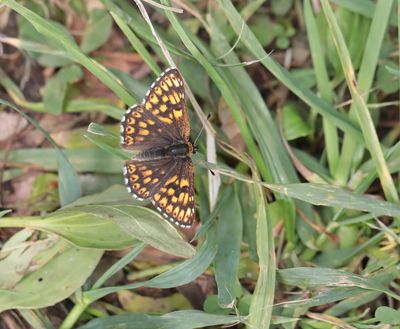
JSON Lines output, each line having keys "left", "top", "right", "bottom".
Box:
{"left": 120, "top": 68, "right": 189, "bottom": 150}
{"left": 151, "top": 157, "right": 195, "bottom": 228}
{"left": 123, "top": 157, "right": 179, "bottom": 201}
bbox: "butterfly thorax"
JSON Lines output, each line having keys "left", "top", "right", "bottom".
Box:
{"left": 136, "top": 142, "right": 195, "bottom": 161}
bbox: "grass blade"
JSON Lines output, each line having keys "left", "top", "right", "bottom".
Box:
{"left": 214, "top": 186, "right": 243, "bottom": 308}
{"left": 216, "top": 0, "right": 363, "bottom": 142}
{"left": 3, "top": 0, "right": 135, "bottom": 105}
{"left": 321, "top": 0, "right": 398, "bottom": 204}
{"left": 0, "top": 99, "right": 81, "bottom": 206}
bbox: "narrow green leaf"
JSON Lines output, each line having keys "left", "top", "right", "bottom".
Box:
{"left": 248, "top": 173, "right": 276, "bottom": 328}
{"left": 268, "top": 183, "right": 400, "bottom": 217}
{"left": 214, "top": 186, "right": 243, "bottom": 308}
{"left": 278, "top": 267, "right": 400, "bottom": 301}
{"left": 216, "top": 0, "right": 363, "bottom": 142}
{"left": 0, "top": 100, "right": 82, "bottom": 206}
{"left": 3, "top": 0, "right": 134, "bottom": 105}
{"left": 78, "top": 310, "right": 243, "bottom": 329}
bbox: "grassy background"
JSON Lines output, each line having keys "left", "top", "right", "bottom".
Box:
{"left": 0, "top": 0, "right": 399, "bottom": 328}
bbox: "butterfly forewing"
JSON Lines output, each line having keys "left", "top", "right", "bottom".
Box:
{"left": 120, "top": 68, "right": 189, "bottom": 150}
{"left": 121, "top": 67, "right": 196, "bottom": 228}
{"left": 142, "top": 68, "right": 190, "bottom": 142}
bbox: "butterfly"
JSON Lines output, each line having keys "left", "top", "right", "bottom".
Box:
{"left": 120, "top": 67, "right": 197, "bottom": 228}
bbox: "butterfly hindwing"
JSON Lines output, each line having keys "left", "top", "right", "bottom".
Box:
{"left": 151, "top": 157, "right": 195, "bottom": 227}
{"left": 123, "top": 157, "right": 179, "bottom": 200}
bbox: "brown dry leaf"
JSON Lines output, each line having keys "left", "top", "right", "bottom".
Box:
{"left": 0, "top": 112, "right": 28, "bottom": 143}
{"left": 3, "top": 173, "right": 37, "bottom": 216}
{"left": 218, "top": 98, "right": 245, "bottom": 152}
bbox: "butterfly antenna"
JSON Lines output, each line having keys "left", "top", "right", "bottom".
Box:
{"left": 193, "top": 113, "right": 212, "bottom": 145}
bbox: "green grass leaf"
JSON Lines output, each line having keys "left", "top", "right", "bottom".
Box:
{"left": 278, "top": 267, "right": 400, "bottom": 301}
{"left": 214, "top": 186, "right": 243, "bottom": 308}
{"left": 84, "top": 229, "right": 217, "bottom": 302}
{"left": 77, "top": 310, "right": 243, "bottom": 329}
{"left": 3, "top": 0, "right": 134, "bottom": 105}
{"left": 0, "top": 99, "right": 82, "bottom": 206}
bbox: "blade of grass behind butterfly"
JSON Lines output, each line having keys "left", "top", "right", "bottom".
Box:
{"left": 109, "top": 11, "right": 160, "bottom": 75}
{"left": 3, "top": 0, "right": 135, "bottom": 105}
{"left": 304, "top": 0, "right": 339, "bottom": 176}
{"left": 208, "top": 14, "right": 310, "bottom": 247}
{"left": 333, "top": 0, "right": 394, "bottom": 185}
{"left": 103, "top": 0, "right": 193, "bottom": 61}
{"left": 85, "top": 123, "right": 130, "bottom": 160}
{"left": 158, "top": 0, "right": 268, "bottom": 182}
{"left": 0, "top": 68, "right": 123, "bottom": 119}
{"left": 321, "top": 0, "right": 398, "bottom": 204}
{"left": 0, "top": 100, "right": 81, "bottom": 206}
{"left": 248, "top": 159, "right": 276, "bottom": 328}
{"left": 215, "top": 0, "right": 363, "bottom": 144}
{"left": 214, "top": 185, "right": 243, "bottom": 308}
{"left": 2, "top": 148, "right": 121, "bottom": 174}
{"left": 331, "top": 0, "right": 397, "bottom": 26}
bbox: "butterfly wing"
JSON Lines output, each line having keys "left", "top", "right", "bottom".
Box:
{"left": 120, "top": 68, "right": 190, "bottom": 150}
{"left": 151, "top": 157, "right": 195, "bottom": 227}
{"left": 123, "top": 157, "right": 179, "bottom": 200}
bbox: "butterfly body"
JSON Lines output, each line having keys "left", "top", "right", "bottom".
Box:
{"left": 135, "top": 142, "right": 195, "bottom": 161}
{"left": 120, "top": 68, "right": 196, "bottom": 228}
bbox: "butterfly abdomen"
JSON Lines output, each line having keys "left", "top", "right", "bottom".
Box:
{"left": 136, "top": 143, "right": 193, "bottom": 161}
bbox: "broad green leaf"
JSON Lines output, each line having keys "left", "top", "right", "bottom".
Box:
{"left": 81, "top": 9, "right": 113, "bottom": 53}
{"left": 0, "top": 204, "right": 194, "bottom": 257}
{"left": 0, "top": 210, "right": 136, "bottom": 250}
{"left": 248, "top": 171, "right": 275, "bottom": 328}
{"left": 84, "top": 205, "right": 195, "bottom": 258}
{"left": 78, "top": 310, "right": 243, "bottom": 329}
{"left": 374, "top": 306, "right": 400, "bottom": 325}
{"left": 0, "top": 230, "right": 56, "bottom": 289}
{"left": 0, "top": 239, "right": 102, "bottom": 311}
